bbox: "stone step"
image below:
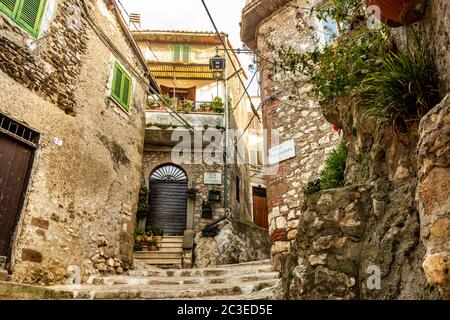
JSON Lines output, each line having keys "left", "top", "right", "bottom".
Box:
{"left": 158, "top": 236, "right": 183, "bottom": 243}
{"left": 220, "top": 259, "right": 272, "bottom": 267}
{"left": 137, "top": 259, "right": 182, "bottom": 265}
{"left": 49, "top": 279, "right": 280, "bottom": 300}
{"left": 139, "top": 247, "right": 182, "bottom": 253}
{"left": 133, "top": 252, "right": 182, "bottom": 259}
{"left": 89, "top": 271, "right": 280, "bottom": 286}
{"left": 156, "top": 242, "right": 183, "bottom": 248}
{"left": 128, "top": 264, "right": 274, "bottom": 277}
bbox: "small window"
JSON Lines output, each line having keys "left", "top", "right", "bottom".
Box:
{"left": 111, "top": 62, "right": 133, "bottom": 112}
{"left": 173, "top": 45, "right": 191, "bottom": 63}
{"left": 0, "top": 0, "right": 47, "bottom": 37}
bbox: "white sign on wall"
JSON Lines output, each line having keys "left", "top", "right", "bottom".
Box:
{"left": 268, "top": 139, "right": 296, "bottom": 165}
{"left": 204, "top": 172, "right": 222, "bottom": 185}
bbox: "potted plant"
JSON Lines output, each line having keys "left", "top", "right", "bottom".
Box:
{"left": 201, "top": 200, "right": 213, "bottom": 219}
{"left": 202, "top": 225, "right": 219, "bottom": 237}
{"left": 199, "top": 102, "right": 213, "bottom": 112}
{"left": 186, "top": 185, "right": 199, "bottom": 198}
{"left": 133, "top": 242, "right": 143, "bottom": 251}
{"left": 137, "top": 185, "right": 150, "bottom": 217}
{"left": 208, "top": 189, "right": 221, "bottom": 202}
{"left": 364, "top": 0, "right": 426, "bottom": 27}
{"left": 134, "top": 228, "right": 144, "bottom": 242}
{"left": 147, "top": 226, "right": 164, "bottom": 241}
{"left": 148, "top": 238, "right": 158, "bottom": 251}
{"left": 211, "top": 96, "right": 224, "bottom": 113}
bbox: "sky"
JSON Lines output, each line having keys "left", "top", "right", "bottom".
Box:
{"left": 119, "top": 0, "right": 259, "bottom": 95}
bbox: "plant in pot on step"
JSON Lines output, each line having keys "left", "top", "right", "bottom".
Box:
{"left": 133, "top": 228, "right": 144, "bottom": 251}
{"left": 147, "top": 226, "right": 164, "bottom": 242}
{"left": 148, "top": 237, "right": 158, "bottom": 251}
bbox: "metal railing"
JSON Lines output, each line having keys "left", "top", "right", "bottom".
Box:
{"left": 147, "top": 100, "right": 224, "bottom": 113}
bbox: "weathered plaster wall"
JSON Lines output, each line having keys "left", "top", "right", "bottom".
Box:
{"left": 142, "top": 150, "right": 226, "bottom": 233}
{"left": 256, "top": 0, "right": 340, "bottom": 269}
{"left": 0, "top": 0, "right": 149, "bottom": 284}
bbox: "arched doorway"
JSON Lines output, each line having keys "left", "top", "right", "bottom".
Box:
{"left": 147, "top": 164, "right": 188, "bottom": 236}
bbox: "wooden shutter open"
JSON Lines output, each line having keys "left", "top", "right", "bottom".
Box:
{"left": 0, "top": 0, "right": 19, "bottom": 17}
{"left": 173, "top": 45, "right": 181, "bottom": 62}
{"left": 16, "top": 0, "right": 46, "bottom": 37}
{"left": 121, "top": 75, "right": 131, "bottom": 110}
{"left": 183, "top": 46, "right": 191, "bottom": 63}
{"left": 113, "top": 65, "right": 123, "bottom": 100}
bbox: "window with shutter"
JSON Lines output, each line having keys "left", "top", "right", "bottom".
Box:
{"left": 182, "top": 46, "right": 191, "bottom": 63}
{"left": 111, "top": 63, "right": 132, "bottom": 112}
{"left": 173, "top": 45, "right": 181, "bottom": 62}
{"left": 0, "top": 0, "right": 46, "bottom": 37}
{"left": 0, "top": 0, "right": 19, "bottom": 17}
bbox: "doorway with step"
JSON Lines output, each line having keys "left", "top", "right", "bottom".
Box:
{"left": 147, "top": 164, "right": 188, "bottom": 236}
{"left": 0, "top": 113, "right": 39, "bottom": 270}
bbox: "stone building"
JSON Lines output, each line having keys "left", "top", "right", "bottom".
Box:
{"left": 240, "top": 0, "right": 340, "bottom": 268}
{"left": 0, "top": 0, "right": 159, "bottom": 284}
{"left": 241, "top": 0, "right": 450, "bottom": 300}
{"left": 132, "top": 30, "right": 264, "bottom": 233}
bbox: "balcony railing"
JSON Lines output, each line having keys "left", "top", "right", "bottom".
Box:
{"left": 147, "top": 99, "right": 224, "bottom": 114}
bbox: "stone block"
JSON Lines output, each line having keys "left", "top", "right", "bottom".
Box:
{"left": 30, "top": 217, "right": 49, "bottom": 229}
{"left": 21, "top": 249, "right": 43, "bottom": 263}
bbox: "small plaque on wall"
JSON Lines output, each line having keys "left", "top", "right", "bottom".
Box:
{"left": 204, "top": 172, "right": 222, "bottom": 185}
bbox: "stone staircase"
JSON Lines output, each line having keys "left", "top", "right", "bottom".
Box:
{"left": 133, "top": 236, "right": 183, "bottom": 267}
{"left": 46, "top": 259, "right": 280, "bottom": 300}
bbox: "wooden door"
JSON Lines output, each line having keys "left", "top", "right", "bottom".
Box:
{"left": 252, "top": 187, "right": 268, "bottom": 229}
{"left": 0, "top": 134, "right": 34, "bottom": 256}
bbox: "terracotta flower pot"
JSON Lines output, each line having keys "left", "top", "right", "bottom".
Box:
{"left": 365, "top": 0, "right": 427, "bottom": 27}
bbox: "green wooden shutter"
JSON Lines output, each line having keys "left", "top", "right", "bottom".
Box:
{"left": 111, "top": 63, "right": 132, "bottom": 111}
{"left": 16, "top": 0, "right": 46, "bottom": 37}
{"left": 173, "top": 45, "right": 181, "bottom": 62}
{"left": 121, "top": 75, "right": 131, "bottom": 110}
{"left": 112, "top": 64, "right": 123, "bottom": 101}
{"left": 183, "top": 46, "right": 191, "bottom": 63}
{"left": 0, "top": 0, "right": 19, "bottom": 17}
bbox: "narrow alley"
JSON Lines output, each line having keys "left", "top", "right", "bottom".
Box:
{"left": 0, "top": 0, "right": 449, "bottom": 304}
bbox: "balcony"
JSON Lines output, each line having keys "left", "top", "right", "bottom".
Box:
{"left": 145, "top": 99, "right": 225, "bottom": 146}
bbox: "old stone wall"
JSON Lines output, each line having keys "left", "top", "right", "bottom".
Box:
{"left": 0, "top": 0, "right": 88, "bottom": 115}
{"left": 279, "top": 94, "right": 447, "bottom": 299}
{"left": 416, "top": 94, "right": 450, "bottom": 298}
{"left": 257, "top": 0, "right": 340, "bottom": 269}
{"left": 142, "top": 150, "right": 226, "bottom": 233}
{"left": 0, "top": 0, "right": 149, "bottom": 284}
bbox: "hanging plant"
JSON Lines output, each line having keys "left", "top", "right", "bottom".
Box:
{"left": 186, "top": 186, "right": 199, "bottom": 198}
{"left": 208, "top": 189, "right": 221, "bottom": 202}
{"left": 364, "top": 0, "right": 427, "bottom": 27}
{"left": 201, "top": 201, "right": 213, "bottom": 219}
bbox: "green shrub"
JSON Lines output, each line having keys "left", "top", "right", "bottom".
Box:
{"left": 357, "top": 34, "right": 440, "bottom": 126}
{"left": 320, "top": 141, "right": 348, "bottom": 190}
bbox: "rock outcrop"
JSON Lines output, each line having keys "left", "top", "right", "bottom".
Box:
{"left": 194, "top": 219, "right": 270, "bottom": 268}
